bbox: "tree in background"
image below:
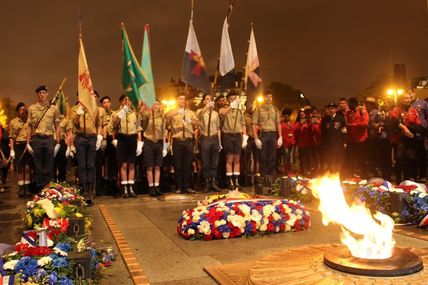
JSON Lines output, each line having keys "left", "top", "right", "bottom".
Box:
{"left": 356, "top": 74, "right": 390, "bottom": 103}
{"left": 265, "top": 81, "right": 307, "bottom": 111}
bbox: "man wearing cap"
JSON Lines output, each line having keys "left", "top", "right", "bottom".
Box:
{"left": 71, "top": 94, "right": 102, "bottom": 204}
{"left": 219, "top": 90, "right": 247, "bottom": 190}
{"left": 111, "top": 94, "right": 142, "bottom": 198}
{"left": 140, "top": 101, "right": 167, "bottom": 196}
{"left": 26, "top": 85, "right": 61, "bottom": 192}
{"left": 321, "top": 102, "right": 347, "bottom": 174}
{"left": 252, "top": 90, "right": 282, "bottom": 192}
{"left": 166, "top": 93, "right": 198, "bottom": 194}
{"left": 197, "top": 94, "right": 222, "bottom": 192}
{"left": 9, "top": 103, "right": 32, "bottom": 196}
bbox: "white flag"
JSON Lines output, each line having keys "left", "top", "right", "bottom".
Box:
{"left": 245, "top": 26, "right": 262, "bottom": 88}
{"left": 219, "top": 17, "right": 235, "bottom": 76}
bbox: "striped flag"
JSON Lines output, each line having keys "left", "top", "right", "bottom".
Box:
{"left": 219, "top": 17, "right": 235, "bottom": 76}
{"left": 78, "top": 36, "right": 97, "bottom": 117}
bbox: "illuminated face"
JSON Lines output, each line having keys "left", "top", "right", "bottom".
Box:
{"left": 338, "top": 100, "right": 347, "bottom": 111}
{"left": 37, "top": 90, "right": 48, "bottom": 103}
{"left": 227, "top": 95, "right": 236, "bottom": 103}
{"left": 18, "top": 105, "right": 27, "bottom": 119}
{"left": 121, "top": 96, "right": 130, "bottom": 107}
{"left": 264, "top": 94, "right": 273, "bottom": 104}
{"left": 203, "top": 95, "right": 212, "bottom": 106}
{"left": 399, "top": 93, "right": 411, "bottom": 106}
{"left": 217, "top": 97, "right": 226, "bottom": 108}
{"left": 152, "top": 101, "right": 160, "bottom": 111}
{"left": 177, "top": 95, "right": 186, "bottom": 108}
{"left": 102, "top": 98, "right": 111, "bottom": 111}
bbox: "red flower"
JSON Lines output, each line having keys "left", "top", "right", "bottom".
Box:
{"left": 267, "top": 223, "right": 275, "bottom": 232}
{"left": 15, "top": 242, "right": 30, "bottom": 253}
{"left": 203, "top": 234, "right": 213, "bottom": 241}
{"left": 230, "top": 227, "right": 241, "bottom": 238}
{"left": 279, "top": 223, "right": 286, "bottom": 231}
{"left": 212, "top": 228, "right": 221, "bottom": 239}
{"left": 23, "top": 246, "right": 52, "bottom": 257}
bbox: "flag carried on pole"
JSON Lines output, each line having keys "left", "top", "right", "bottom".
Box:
{"left": 245, "top": 25, "right": 262, "bottom": 89}
{"left": 140, "top": 24, "right": 156, "bottom": 108}
{"left": 181, "top": 20, "right": 210, "bottom": 92}
{"left": 121, "top": 23, "right": 147, "bottom": 109}
{"left": 55, "top": 89, "right": 68, "bottom": 116}
{"left": 78, "top": 36, "right": 98, "bottom": 118}
{"left": 219, "top": 17, "right": 235, "bottom": 76}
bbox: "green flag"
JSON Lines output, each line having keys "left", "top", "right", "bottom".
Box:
{"left": 121, "top": 23, "right": 147, "bottom": 108}
{"left": 140, "top": 24, "right": 156, "bottom": 108}
{"left": 55, "top": 89, "right": 68, "bottom": 116}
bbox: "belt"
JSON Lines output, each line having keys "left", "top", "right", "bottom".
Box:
{"left": 15, "top": 141, "right": 27, "bottom": 145}
{"left": 223, "top": 132, "right": 241, "bottom": 136}
{"left": 261, "top": 130, "right": 277, "bottom": 134}
{"left": 201, "top": 134, "right": 218, "bottom": 139}
{"left": 146, "top": 139, "right": 163, "bottom": 144}
{"left": 173, "top": 137, "right": 193, "bottom": 142}
{"left": 76, "top": 133, "right": 97, "bottom": 138}
{"left": 118, "top": 133, "right": 137, "bottom": 138}
{"left": 33, "top": 134, "right": 53, "bottom": 139}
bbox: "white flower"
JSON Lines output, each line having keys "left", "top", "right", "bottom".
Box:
{"left": 259, "top": 223, "right": 267, "bottom": 231}
{"left": 188, "top": 228, "right": 195, "bottom": 235}
{"left": 26, "top": 201, "right": 35, "bottom": 208}
{"left": 296, "top": 209, "right": 303, "bottom": 215}
{"left": 215, "top": 220, "right": 227, "bottom": 227}
{"left": 36, "top": 199, "right": 58, "bottom": 219}
{"left": 286, "top": 213, "right": 297, "bottom": 226}
{"left": 53, "top": 247, "right": 68, "bottom": 256}
{"left": 359, "top": 180, "right": 367, "bottom": 185}
{"left": 192, "top": 214, "right": 200, "bottom": 222}
{"left": 47, "top": 239, "right": 54, "bottom": 247}
{"left": 263, "top": 205, "right": 275, "bottom": 217}
{"left": 37, "top": 256, "right": 52, "bottom": 267}
{"left": 3, "top": 259, "right": 18, "bottom": 270}
{"left": 227, "top": 215, "right": 245, "bottom": 229}
{"left": 272, "top": 213, "right": 281, "bottom": 221}
{"left": 197, "top": 221, "right": 211, "bottom": 235}
{"left": 222, "top": 232, "right": 230, "bottom": 239}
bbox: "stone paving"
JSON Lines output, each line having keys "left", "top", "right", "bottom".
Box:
{"left": 1, "top": 174, "right": 428, "bottom": 284}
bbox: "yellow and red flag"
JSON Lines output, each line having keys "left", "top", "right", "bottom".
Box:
{"left": 78, "top": 36, "right": 97, "bottom": 117}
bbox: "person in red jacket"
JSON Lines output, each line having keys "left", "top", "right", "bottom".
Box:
{"left": 309, "top": 109, "right": 322, "bottom": 175}
{"left": 281, "top": 108, "right": 296, "bottom": 174}
{"left": 295, "top": 109, "right": 312, "bottom": 175}
{"left": 389, "top": 92, "right": 422, "bottom": 181}
{"left": 345, "top": 97, "right": 369, "bottom": 178}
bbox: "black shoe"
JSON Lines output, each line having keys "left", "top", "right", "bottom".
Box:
{"left": 85, "top": 199, "right": 93, "bottom": 206}
{"left": 18, "top": 186, "right": 25, "bottom": 197}
{"left": 154, "top": 186, "right": 162, "bottom": 196}
{"left": 234, "top": 177, "right": 243, "bottom": 190}
{"left": 149, "top": 187, "right": 156, "bottom": 196}
{"left": 210, "top": 179, "right": 222, "bottom": 192}
{"left": 24, "top": 185, "right": 32, "bottom": 197}
{"left": 184, "top": 188, "right": 196, "bottom": 194}
{"left": 228, "top": 177, "right": 235, "bottom": 190}
{"left": 202, "top": 179, "right": 210, "bottom": 193}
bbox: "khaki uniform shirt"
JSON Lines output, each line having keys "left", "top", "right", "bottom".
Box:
{"left": 98, "top": 107, "right": 106, "bottom": 130}
{"left": 113, "top": 108, "right": 142, "bottom": 135}
{"left": 219, "top": 107, "right": 244, "bottom": 134}
{"left": 197, "top": 108, "right": 220, "bottom": 137}
{"left": 168, "top": 109, "right": 196, "bottom": 139}
{"left": 9, "top": 117, "right": 28, "bottom": 143}
{"left": 103, "top": 110, "right": 114, "bottom": 135}
{"left": 244, "top": 113, "right": 255, "bottom": 138}
{"left": 252, "top": 104, "right": 279, "bottom": 132}
{"left": 28, "top": 102, "right": 60, "bottom": 136}
{"left": 71, "top": 105, "right": 100, "bottom": 135}
{"left": 142, "top": 110, "right": 165, "bottom": 142}
{"left": 58, "top": 116, "right": 72, "bottom": 140}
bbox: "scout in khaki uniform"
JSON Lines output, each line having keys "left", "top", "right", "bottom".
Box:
{"left": 71, "top": 96, "right": 102, "bottom": 205}
{"left": 54, "top": 115, "right": 72, "bottom": 183}
{"left": 242, "top": 102, "right": 259, "bottom": 185}
{"left": 219, "top": 90, "right": 247, "bottom": 190}
{"left": 9, "top": 102, "right": 32, "bottom": 196}
{"left": 252, "top": 90, "right": 283, "bottom": 192}
{"left": 197, "top": 94, "right": 222, "bottom": 192}
{"left": 26, "top": 85, "right": 61, "bottom": 192}
{"left": 140, "top": 101, "right": 167, "bottom": 196}
{"left": 100, "top": 96, "right": 117, "bottom": 195}
{"left": 166, "top": 93, "right": 198, "bottom": 194}
{"left": 111, "top": 94, "right": 143, "bottom": 198}
{"left": 94, "top": 91, "right": 107, "bottom": 195}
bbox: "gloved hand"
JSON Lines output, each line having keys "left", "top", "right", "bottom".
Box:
{"left": 117, "top": 106, "right": 129, "bottom": 119}
{"left": 207, "top": 102, "right": 215, "bottom": 109}
{"left": 76, "top": 105, "right": 85, "bottom": 115}
{"left": 112, "top": 139, "right": 118, "bottom": 148}
{"left": 218, "top": 143, "right": 223, "bottom": 152}
{"left": 162, "top": 142, "right": 169, "bottom": 157}
{"left": 65, "top": 146, "right": 71, "bottom": 158}
{"left": 255, "top": 138, "right": 262, "bottom": 150}
{"left": 101, "top": 139, "right": 107, "bottom": 150}
{"left": 242, "top": 134, "right": 249, "bottom": 148}
{"left": 136, "top": 140, "right": 144, "bottom": 156}
{"left": 96, "top": 135, "right": 104, "bottom": 151}
{"left": 229, "top": 98, "right": 240, "bottom": 109}
{"left": 9, "top": 149, "right": 15, "bottom": 159}
{"left": 54, "top": 143, "right": 61, "bottom": 157}
{"left": 277, "top": 136, "right": 283, "bottom": 148}
{"left": 26, "top": 144, "right": 34, "bottom": 155}
{"left": 70, "top": 145, "right": 76, "bottom": 158}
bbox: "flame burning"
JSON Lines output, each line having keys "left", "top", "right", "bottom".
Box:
{"left": 0, "top": 109, "right": 7, "bottom": 127}
{"left": 310, "top": 175, "right": 395, "bottom": 259}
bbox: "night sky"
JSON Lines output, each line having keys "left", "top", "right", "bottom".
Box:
{"left": 2, "top": 0, "right": 428, "bottom": 108}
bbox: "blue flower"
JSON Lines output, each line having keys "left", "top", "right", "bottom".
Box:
{"left": 15, "top": 256, "right": 38, "bottom": 279}
{"left": 52, "top": 256, "right": 68, "bottom": 268}
{"left": 48, "top": 272, "right": 59, "bottom": 284}
{"left": 59, "top": 276, "right": 73, "bottom": 285}
{"left": 56, "top": 242, "right": 72, "bottom": 252}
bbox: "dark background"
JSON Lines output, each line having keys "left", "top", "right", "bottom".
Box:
{"left": 1, "top": 0, "right": 428, "bottom": 108}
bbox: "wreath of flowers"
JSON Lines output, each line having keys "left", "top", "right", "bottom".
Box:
{"left": 177, "top": 196, "right": 311, "bottom": 241}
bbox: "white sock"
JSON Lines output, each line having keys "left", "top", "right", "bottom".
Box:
{"left": 121, "top": 181, "right": 128, "bottom": 185}
{"left": 226, "top": 172, "right": 233, "bottom": 177}
{"left": 127, "top": 180, "right": 135, "bottom": 185}
{"left": 233, "top": 172, "right": 240, "bottom": 176}
{"left": 24, "top": 181, "right": 31, "bottom": 185}
{"left": 154, "top": 182, "right": 159, "bottom": 186}
{"left": 18, "top": 180, "right": 24, "bottom": 186}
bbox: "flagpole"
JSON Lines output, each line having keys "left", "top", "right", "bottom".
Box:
{"left": 243, "top": 23, "right": 253, "bottom": 92}
{"left": 51, "top": 77, "right": 67, "bottom": 104}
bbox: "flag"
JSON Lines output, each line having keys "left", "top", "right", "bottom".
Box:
{"left": 181, "top": 20, "right": 210, "bottom": 92}
{"left": 55, "top": 89, "right": 68, "bottom": 116}
{"left": 140, "top": 24, "right": 156, "bottom": 108}
{"left": 122, "top": 23, "right": 147, "bottom": 108}
{"left": 219, "top": 17, "right": 235, "bottom": 76}
{"left": 78, "top": 37, "right": 97, "bottom": 117}
{"left": 245, "top": 26, "right": 262, "bottom": 88}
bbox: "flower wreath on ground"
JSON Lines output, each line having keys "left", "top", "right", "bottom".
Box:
{"left": 177, "top": 190, "right": 311, "bottom": 240}
{"left": 0, "top": 182, "right": 115, "bottom": 284}
{"left": 348, "top": 178, "right": 428, "bottom": 226}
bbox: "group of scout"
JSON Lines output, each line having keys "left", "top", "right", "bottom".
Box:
{"left": 7, "top": 86, "right": 283, "bottom": 204}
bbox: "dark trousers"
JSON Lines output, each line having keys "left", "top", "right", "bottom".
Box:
{"left": 345, "top": 142, "right": 367, "bottom": 177}
{"left": 54, "top": 140, "right": 67, "bottom": 182}
{"left": 75, "top": 135, "right": 97, "bottom": 186}
{"left": 415, "top": 134, "right": 427, "bottom": 179}
{"left": 104, "top": 136, "right": 118, "bottom": 181}
{"left": 31, "top": 136, "right": 55, "bottom": 188}
{"left": 200, "top": 136, "right": 220, "bottom": 178}
{"left": 260, "top": 132, "right": 277, "bottom": 175}
{"left": 368, "top": 138, "right": 392, "bottom": 180}
{"left": 396, "top": 137, "right": 418, "bottom": 180}
{"left": 173, "top": 139, "right": 193, "bottom": 190}
{"left": 298, "top": 147, "right": 311, "bottom": 174}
